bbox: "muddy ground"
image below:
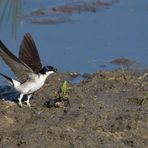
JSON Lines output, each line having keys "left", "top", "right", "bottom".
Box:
{"left": 0, "top": 70, "right": 148, "bottom": 148}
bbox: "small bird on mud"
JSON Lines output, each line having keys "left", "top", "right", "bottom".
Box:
{"left": 0, "top": 33, "right": 57, "bottom": 107}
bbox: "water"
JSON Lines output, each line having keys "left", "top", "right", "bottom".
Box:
{"left": 0, "top": 0, "right": 147, "bottom": 75}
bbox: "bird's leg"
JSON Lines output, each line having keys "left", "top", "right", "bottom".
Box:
{"left": 25, "top": 94, "right": 32, "bottom": 107}
{"left": 18, "top": 94, "right": 24, "bottom": 107}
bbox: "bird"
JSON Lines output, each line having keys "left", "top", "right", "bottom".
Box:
{"left": 0, "top": 33, "right": 57, "bottom": 107}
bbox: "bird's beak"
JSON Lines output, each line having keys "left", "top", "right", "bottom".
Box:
{"left": 54, "top": 68, "right": 58, "bottom": 72}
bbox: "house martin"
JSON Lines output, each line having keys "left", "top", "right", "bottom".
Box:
{"left": 0, "top": 33, "right": 57, "bottom": 107}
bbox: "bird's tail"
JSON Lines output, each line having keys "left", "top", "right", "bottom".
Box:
{"left": 0, "top": 73, "right": 20, "bottom": 87}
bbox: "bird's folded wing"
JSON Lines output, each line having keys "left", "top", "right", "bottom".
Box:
{"left": 0, "top": 40, "right": 34, "bottom": 83}
{"left": 19, "top": 33, "right": 42, "bottom": 73}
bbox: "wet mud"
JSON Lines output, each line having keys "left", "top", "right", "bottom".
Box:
{"left": 0, "top": 70, "right": 148, "bottom": 147}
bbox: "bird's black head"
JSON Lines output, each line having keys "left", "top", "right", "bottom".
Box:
{"left": 40, "top": 66, "right": 57, "bottom": 74}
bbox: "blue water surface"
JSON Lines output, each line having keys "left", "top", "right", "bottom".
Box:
{"left": 0, "top": 0, "right": 147, "bottom": 75}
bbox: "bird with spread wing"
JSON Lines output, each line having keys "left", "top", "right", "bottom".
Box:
{"left": 0, "top": 33, "right": 57, "bottom": 107}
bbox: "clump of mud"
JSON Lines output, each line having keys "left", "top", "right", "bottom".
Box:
{"left": 0, "top": 70, "right": 148, "bottom": 147}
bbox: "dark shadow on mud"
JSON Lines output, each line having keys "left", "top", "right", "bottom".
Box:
{"left": 24, "top": 0, "right": 119, "bottom": 24}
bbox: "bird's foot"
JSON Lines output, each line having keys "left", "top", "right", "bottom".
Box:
{"left": 18, "top": 94, "right": 24, "bottom": 107}
{"left": 18, "top": 101, "right": 23, "bottom": 107}
{"left": 24, "top": 100, "right": 31, "bottom": 107}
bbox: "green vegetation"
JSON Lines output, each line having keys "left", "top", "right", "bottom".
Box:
{"left": 140, "top": 92, "right": 148, "bottom": 105}
{"left": 59, "top": 80, "right": 70, "bottom": 98}
{"left": 0, "top": 0, "right": 22, "bottom": 39}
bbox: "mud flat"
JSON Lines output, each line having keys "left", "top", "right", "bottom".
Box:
{"left": 0, "top": 70, "right": 148, "bottom": 147}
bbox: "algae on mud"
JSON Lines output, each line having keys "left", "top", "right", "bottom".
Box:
{"left": 0, "top": 70, "right": 148, "bottom": 147}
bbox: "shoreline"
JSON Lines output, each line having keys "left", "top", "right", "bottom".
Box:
{"left": 0, "top": 69, "right": 148, "bottom": 147}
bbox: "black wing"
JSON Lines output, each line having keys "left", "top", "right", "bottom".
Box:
{"left": 0, "top": 40, "right": 33, "bottom": 82}
{"left": 19, "top": 33, "right": 42, "bottom": 73}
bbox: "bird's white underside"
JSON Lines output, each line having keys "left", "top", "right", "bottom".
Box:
{"left": 14, "top": 71, "right": 54, "bottom": 95}
{"left": 11, "top": 70, "right": 55, "bottom": 107}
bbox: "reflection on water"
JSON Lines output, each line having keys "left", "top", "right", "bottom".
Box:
{"left": 0, "top": 85, "right": 18, "bottom": 101}
{"left": 0, "top": 0, "right": 22, "bottom": 39}
{"left": 24, "top": 0, "right": 118, "bottom": 25}
{"left": 110, "top": 58, "right": 147, "bottom": 71}
{"left": 0, "top": 0, "right": 118, "bottom": 38}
